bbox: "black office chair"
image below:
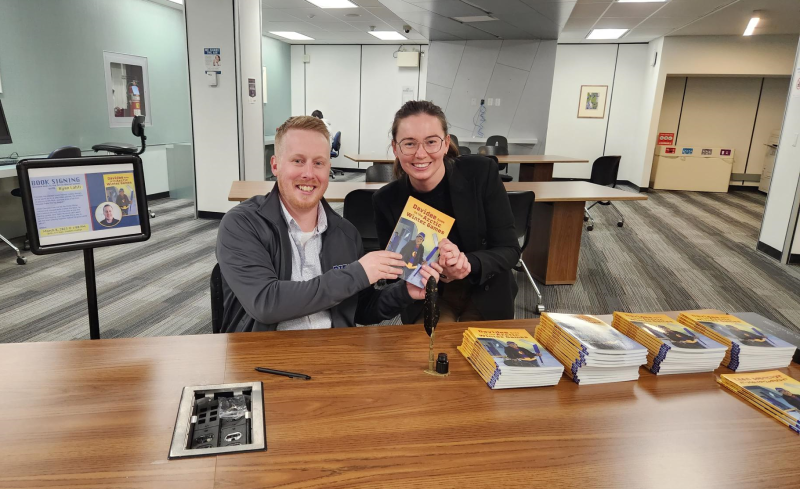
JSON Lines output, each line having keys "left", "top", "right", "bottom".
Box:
{"left": 458, "top": 146, "right": 471, "bottom": 155}
{"left": 329, "top": 131, "right": 344, "bottom": 179}
{"left": 343, "top": 189, "right": 380, "bottom": 253}
{"left": 210, "top": 263, "right": 224, "bottom": 334}
{"left": 486, "top": 135, "right": 508, "bottom": 148}
{"left": 583, "top": 155, "right": 623, "bottom": 231}
{"left": 366, "top": 164, "right": 394, "bottom": 183}
{"left": 479, "top": 149, "right": 513, "bottom": 182}
{"left": 507, "top": 191, "right": 544, "bottom": 314}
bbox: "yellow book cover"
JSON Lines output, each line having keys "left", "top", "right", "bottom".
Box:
{"left": 719, "top": 371, "right": 800, "bottom": 433}
{"left": 386, "top": 196, "right": 454, "bottom": 289}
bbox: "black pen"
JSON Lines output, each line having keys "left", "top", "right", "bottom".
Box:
{"left": 254, "top": 367, "right": 311, "bottom": 380}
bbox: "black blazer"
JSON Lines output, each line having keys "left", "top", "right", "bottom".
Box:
{"left": 372, "top": 155, "right": 521, "bottom": 323}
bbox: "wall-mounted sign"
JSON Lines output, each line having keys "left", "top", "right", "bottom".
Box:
{"left": 204, "top": 48, "right": 222, "bottom": 74}
{"left": 665, "top": 147, "right": 676, "bottom": 154}
{"left": 682, "top": 148, "right": 694, "bottom": 155}
{"left": 248, "top": 78, "right": 256, "bottom": 104}
{"left": 701, "top": 149, "right": 712, "bottom": 155}
{"left": 720, "top": 149, "right": 732, "bottom": 156}
{"left": 657, "top": 132, "right": 675, "bottom": 145}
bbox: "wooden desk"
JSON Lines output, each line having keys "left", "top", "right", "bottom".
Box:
{"left": 513, "top": 182, "right": 647, "bottom": 285}
{"left": 3, "top": 315, "right": 800, "bottom": 488}
{"left": 343, "top": 154, "right": 588, "bottom": 182}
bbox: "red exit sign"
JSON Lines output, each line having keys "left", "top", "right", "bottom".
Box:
{"left": 658, "top": 133, "right": 675, "bottom": 145}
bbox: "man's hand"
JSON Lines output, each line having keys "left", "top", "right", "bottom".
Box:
{"left": 406, "top": 263, "right": 443, "bottom": 300}
{"left": 359, "top": 251, "right": 407, "bottom": 284}
{"left": 437, "top": 238, "right": 471, "bottom": 283}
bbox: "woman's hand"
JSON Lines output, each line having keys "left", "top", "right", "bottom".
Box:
{"left": 437, "top": 238, "right": 471, "bottom": 283}
{"left": 406, "top": 263, "right": 443, "bottom": 300}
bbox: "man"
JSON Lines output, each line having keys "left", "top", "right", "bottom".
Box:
{"left": 98, "top": 204, "right": 120, "bottom": 227}
{"left": 216, "top": 116, "right": 440, "bottom": 333}
{"left": 400, "top": 232, "right": 425, "bottom": 280}
{"left": 116, "top": 188, "right": 131, "bottom": 215}
{"left": 503, "top": 341, "right": 539, "bottom": 367}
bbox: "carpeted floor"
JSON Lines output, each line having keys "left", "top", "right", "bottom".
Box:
{"left": 1, "top": 175, "right": 799, "bottom": 342}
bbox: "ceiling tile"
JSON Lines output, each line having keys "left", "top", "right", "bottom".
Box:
{"left": 626, "top": 26, "right": 674, "bottom": 37}
{"left": 344, "top": 20, "right": 396, "bottom": 30}
{"left": 378, "top": 0, "right": 429, "bottom": 14}
{"left": 276, "top": 7, "right": 338, "bottom": 21}
{"left": 262, "top": 0, "right": 310, "bottom": 8}
{"left": 636, "top": 16, "right": 696, "bottom": 29}
{"left": 474, "top": 0, "right": 540, "bottom": 15}
{"left": 474, "top": 21, "right": 541, "bottom": 39}
{"left": 407, "top": 20, "right": 462, "bottom": 40}
{"left": 306, "top": 21, "right": 361, "bottom": 31}
{"left": 653, "top": 0, "right": 736, "bottom": 19}
{"left": 603, "top": 1, "right": 667, "bottom": 18}
{"left": 562, "top": 16, "right": 600, "bottom": 29}
{"left": 594, "top": 17, "right": 643, "bottom": 29}
{"left": 568, "top": 2, "right": 611, "bottom": 18}
{"left": 322, "top": 6, "right": 375, "bottom": 20}
{"left": 527, "top": 2, "right": 577, "bottom": 25}
{"left": 502, "top": 12, "right": 562, "bottom": 38}
{"left": 412, "top": 0, "right": 486, "bottom": 18}
{"left": 263, "top": 20, "right": 322, "bottom": 31}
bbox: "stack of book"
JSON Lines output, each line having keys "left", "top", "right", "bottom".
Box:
{"left": 678, "top": 313, "right": 796, "bottom": 372}
{"left": 718, "top": 371, "right": 800, "bottom": 434}
{"left": 534, "top": 313, "right": 647, "bottom": 385}
{"left": 612, "top": 312, "right": 727, "bottom": 375}
{"left": 457, "top": 327, "right": 563, "bottom": 389}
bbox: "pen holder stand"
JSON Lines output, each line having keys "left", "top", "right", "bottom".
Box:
{"left": 422, "top": 278, "right": 448, "bottom": 377}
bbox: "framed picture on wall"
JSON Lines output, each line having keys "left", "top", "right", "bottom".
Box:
{"left": 103, "top": 51, "right": 152, "bottom": 128}
{"left": 577, "top": 85, "right": 608, "bottom": 119}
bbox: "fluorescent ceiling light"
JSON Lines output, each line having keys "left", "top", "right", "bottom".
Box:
{"left": 368, "top": 31, "right": 407, "bottom": 40}
{"left": 587, "top": 28, "right": 628, "bottom": 40}
{"left": 305, "top": 0, "right": 357, "bottom": 7}
{"left": 167, "top": 0, "right": 183, "bottom": 4}
{"left": 270, "top": 32, "right": 315, "bottom": 41}
{"left": 453, "top": 16, "right": 497, "bottom": 22}
{"left": 743, "top": 16, "right": 759, "bottom": 36}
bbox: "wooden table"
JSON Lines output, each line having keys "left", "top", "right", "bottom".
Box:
{"left": 344, "top": 154, "right": 588, "bottom": 181}
{"left": 513, "top": 181, "right": 647, "bottom": 285}
{"left": 3, "top": 313, "right": 800, "bottom": 488}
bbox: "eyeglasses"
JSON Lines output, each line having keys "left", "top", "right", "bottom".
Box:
{"left": 396, "top": 136, "right": 445, "bottom": 156}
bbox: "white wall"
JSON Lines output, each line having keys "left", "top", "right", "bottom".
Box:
{"left": 426, "top": 40, "right": 556, "bottom": 151}
{"left": 359, "top": 45, "right": 423, "bottom": 160}
{"left": 546, "top": 44, "right": 617, "bottom": 179}
{"left": 236, "top": 0, "right": 264, "bottom": 181}
{"left": 185, "top": 0, "right": 240, "bottom": 213}
{"left": 760, "top": 36, "right": 800, "bottom": 258}
{"left": 290, "top": 44, "right": 427, "bottom": 168}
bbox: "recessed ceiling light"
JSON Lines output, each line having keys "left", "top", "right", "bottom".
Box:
{"left": 453, "top": 15, "right": 496, "bottom": 22}
{"left": 167, "top": 0, "right": 183, "bottom": 4}
{"left": 305, "top": 0, "right": 357, "bottom": 8}
{"left": 616, "top": 0, "right": 667, "bottom": 3}
{"left": 270, "top": 31, "right": 315, "bottom": 40}
{"left": 743, "top": 15, "right": 760, "bottom": 36}
{"left": 368, "top": 31, "right": 408, "bottom": 40}
{"left": 587, "top": 28, "right": 628, "bottom": 40}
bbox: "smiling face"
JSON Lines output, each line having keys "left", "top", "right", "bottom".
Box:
{"left": 103, "top": 206, "right": 114, "bottom": 221}
{"left": 416, "top": 236, "right": 423, "bottom": 246}
{"left": 392, "top": 113, "right": 449, "bottom": 191}
{"left": 271, "top": 128, "right": 331, "bottom": 212}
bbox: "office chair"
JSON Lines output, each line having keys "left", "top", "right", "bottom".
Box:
{"left": 458, "top": 146, "right": 471, "bottom": 155}
{"left": 507, "top": 191, "right": 544, "bottom": 313}
{"left": 486, "top": 135, "right": 508, "bottom": 148}
{"left": 583, "top": 155, "right": 623, "bottom": 231}
{"left": 343, "top": 189, "right": 380, "bottom": 253}
{"left": 210, "top": 263, "right": 224, "bottom": 334}
{"left": 479, "top": 147, "right": 513, "bottom": 182}
{"left": 329, "top": 131, "right": 344, "bottom": 179}
{"left": 93, "top": 115, "right": 155, "bottom": 218}
{"left": 366, "top": 164, "right": 394, "bottom": 183}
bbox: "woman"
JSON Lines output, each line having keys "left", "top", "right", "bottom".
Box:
{"left": 373, "top": 100, "right": 520, "bottom": 324}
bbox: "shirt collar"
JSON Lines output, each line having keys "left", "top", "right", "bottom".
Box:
{"left": 279, "top": 199, "right": 328, "bottom": 234}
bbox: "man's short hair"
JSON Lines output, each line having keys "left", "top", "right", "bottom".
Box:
{"left": 275, "top": 116, "right": 330, "bottom": 155}
{"left": 103, "top": 204, "right": 112, "bottom": 211}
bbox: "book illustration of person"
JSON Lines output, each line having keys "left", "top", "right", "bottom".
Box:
{"left": 709, "top": 322, "right": 771, "bottom": 347}
{"left": 389, "top": 231, "right": 401, "bottom": 252}
{"left": 503, "top": 341, "right": 540, "bottom": 368}
{"left": 640, "top": 322, "right": 704, "bottom": 349}
{"left": 775, "top": 388, "right": 800, "bottom": 410}
{"left": 116, "top": 187, "right": 131, "bottom": 216}
{"left": 213, "top": 55, "right": 221, "bottom": 66}
{"left": 401, "top": 232, "right": 425, "bottom": 279}
{"left": 98, "top": 204, "right": 120, "bottom": 227}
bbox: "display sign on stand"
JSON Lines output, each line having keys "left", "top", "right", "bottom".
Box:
{"left": 16, "top": 155, "right": 151, "bottom": 339}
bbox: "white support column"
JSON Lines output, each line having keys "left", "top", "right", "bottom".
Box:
{"left": 236, "top": 0, "right": 265, "bottom": 182}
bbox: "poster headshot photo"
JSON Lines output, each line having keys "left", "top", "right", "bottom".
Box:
{"left": 95, "top": 202, "right": 122, "bottom": 228}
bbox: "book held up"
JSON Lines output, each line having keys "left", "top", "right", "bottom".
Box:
{"left": 385, "top": 196, "right": 454, "bottom": 289}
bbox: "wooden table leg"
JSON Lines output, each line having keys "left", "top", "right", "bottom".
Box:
{"left": 522, "top": 200, "right": 585, "bottom": 285}
{"left": 518, "top": 163, "right": 553, "bottom": 182}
